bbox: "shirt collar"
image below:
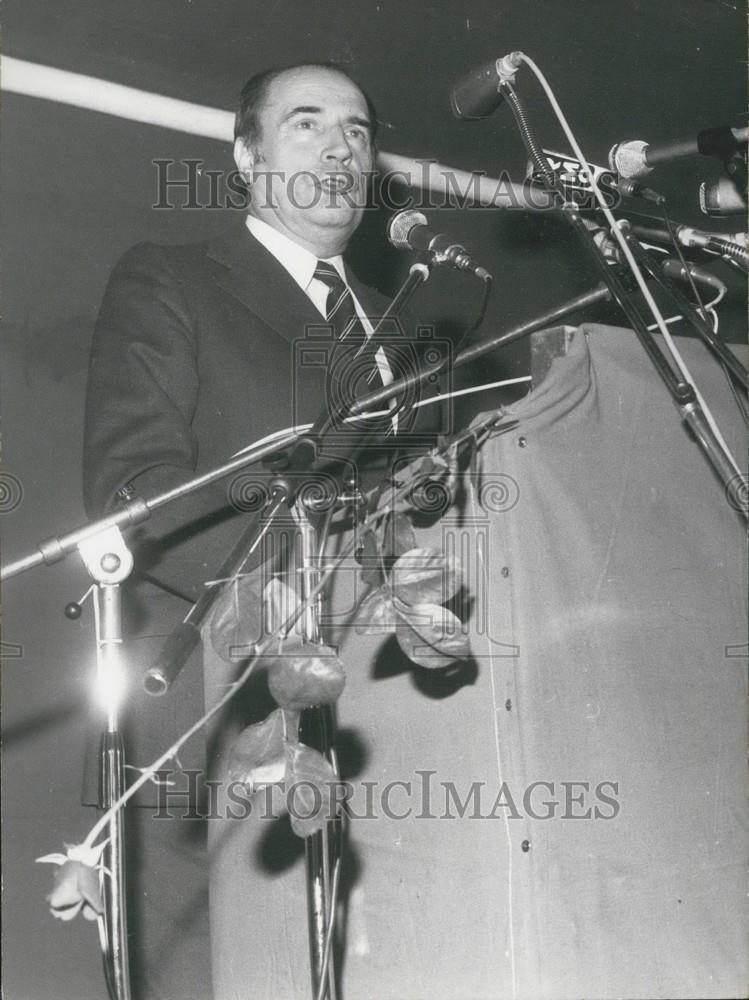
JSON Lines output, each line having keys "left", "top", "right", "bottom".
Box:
{"left": 245, "top": 215, "right": 347, "bottom": 293}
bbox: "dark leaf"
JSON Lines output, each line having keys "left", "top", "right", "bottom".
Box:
{"left": 285, "top": 743, "right": 341, "bottom": 838}
{"left": 353, "top": 587, "right": 399, "bottom": 635}
{"left": 391, "top": 547, "right": 463, "bottom": 606}
{"left": 395, "top": 602, "right": 472, "bottom": 669}
{"left": 226, "top": 709, "right": 288, "bottom": 789}
{"left": 444, "top": 446, "right": 461, "bottom": 506}
{"left": 389, "top": 494, "right": 418, "bottom": 514}
{"left": 382, "top": 511, "right": 417, "bottom": 560}
{"left": 356, "top": 528, "right": 383, "bottom": 586}
{"left": 207, "top": 576, "right": 264, "bottom": 663}
{"left": 366, "top": 477, "right": 395, "bottom": 515}
{"left": 469, "top": 437, "right": 483, "bottom": 500}
{"left": 267, "top": 644, "right": 346, "bottom": 710}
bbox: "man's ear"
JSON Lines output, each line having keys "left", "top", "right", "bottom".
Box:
{"left": 233, "top": 138, "right": 255, "bottom": 183}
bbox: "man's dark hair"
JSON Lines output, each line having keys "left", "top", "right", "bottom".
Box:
{"left": 234, "top": 62, "right": 379, "bottom": 147}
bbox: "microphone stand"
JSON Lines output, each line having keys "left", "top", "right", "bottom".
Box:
{"left": 76, "top": 526, "right": 137, "bottom": 1000}
{"left": 2, "top": 260, "right": 433, "bottom": 1000}
{"left": 561, "top": 208, "right": 746, "bottom": 518}
{"left": 619, "top": 226, "right": 747, "bottom": 390}
{"left": 347, "top": 283, "right": 612, "bottom": 418}
{"left": 5, "top": 260, "right": 633, "bottom": 1000}
{"left": 266, "top": 261, "right": 433, "bottom": 1000}
{"left": 498, "top": 79, "right": 747, "bottom": 521}
{"left": 147, "top": 260, "right": 433, "bottom": 696}
{"left": 1, "top": 435, "right": 305, "bottom": 583}
{"left": 295, "top": 499, "right": 342, "bottom": 1000}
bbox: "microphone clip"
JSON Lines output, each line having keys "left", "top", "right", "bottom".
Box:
{"left": 387, "top": 209, "right": 493, "bottom": 281}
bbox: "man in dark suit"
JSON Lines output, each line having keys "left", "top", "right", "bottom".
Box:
{"left": 84, "top": 62, "right": 402, "bottom": 601}
{"left": 83, "top": 62, "right": 439, "bottom": 999}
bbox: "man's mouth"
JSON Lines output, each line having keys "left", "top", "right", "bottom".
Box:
{"left": 317, "top": 174, "right": 356, "bottom": 194}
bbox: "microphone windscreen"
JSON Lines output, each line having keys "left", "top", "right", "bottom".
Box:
{"left": 387, "top": 209, "right": 427, "bottom": 249}
{"left": 450, "top": 59, "right": 503, "bottom": 120}
{"left": 700, "top": 177, "right": 747, "bottom": 216}
{"left": 608, "top": 139, "right": 651, "bottom": 179}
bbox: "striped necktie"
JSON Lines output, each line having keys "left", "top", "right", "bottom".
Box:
{"left": 313, "top": 260, "right": 397, "bottom": 429}
{"left": 313, "top": 260, "right": 361, "bottom": 340}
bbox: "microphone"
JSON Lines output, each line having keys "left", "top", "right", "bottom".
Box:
{"left": 700, "top": 176, "right": 747, "bottom": 216}
{"left": 609, "top": 125, "right": 748, "bottom": 179}
{"left": 676, "top": 225, "right": 747, "bottom": 250}
{"left": 387, "top": 209, "right": 492, "bottom": 280}
{"left": 525, "top": 150, "right": 665, "bottom": 208}
{"left": 582, "top": 217, "right": 727, "bottom": 294}
{"left": 615, "top": 176, "right": 665, "bottom": 206}
{"left": 628, "top": 220, "right": 746, "bottom": 248}
{"left": 660, "top": 258, "right": 727, "bottom": 296}
{"left": 450, "top": 52, "right": 524, "bottom": 120}
{"left": 624, "top": 221, "right": 747, "bottom": 271}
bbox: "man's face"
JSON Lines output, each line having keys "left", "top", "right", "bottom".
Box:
{"left": 235, "top": 67, "right": 375, "bottom": 257}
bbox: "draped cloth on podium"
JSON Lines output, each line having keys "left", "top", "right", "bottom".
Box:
{"left": 204, "top": 323, "right": 747, "bottom": 1000}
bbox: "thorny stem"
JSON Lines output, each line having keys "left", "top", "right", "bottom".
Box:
{"left": 80, "top": 416, "right": 505, "bottom": 852}
{"left": 82, "top": 473, "right": 425, "bottom": 849}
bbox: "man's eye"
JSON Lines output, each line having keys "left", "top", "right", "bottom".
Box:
{"left": 346, "top": 127, "right": 368, "bottom": 142}
{"left": 295, "top": 119, "right": 315, "bottom": 130}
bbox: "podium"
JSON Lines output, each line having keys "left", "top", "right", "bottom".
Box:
{"left": 205, "top": 324, "right": 746, "bottom": 1000}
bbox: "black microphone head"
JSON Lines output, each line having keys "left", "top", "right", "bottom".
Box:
{"left": 450, "top": 59, "right": 503, "bottom": 120}
{"left": 387, "top": 209, "right": 428, "bottom": 250}
{"left": 450, "top": 52, "right": 523, "bottom": 120}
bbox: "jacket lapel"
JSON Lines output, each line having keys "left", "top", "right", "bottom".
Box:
{"left": 346, "top": 269, "right": 391, "bottom": 328}
{"left": 206, "top": 226, "right": 326, "bottom": 343}
{"left": 206, "top": 226, "right": 399, "bottom": 345}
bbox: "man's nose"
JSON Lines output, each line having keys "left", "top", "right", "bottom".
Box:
{"left": 321, "top": 126, "right": 353, "bottom": 164}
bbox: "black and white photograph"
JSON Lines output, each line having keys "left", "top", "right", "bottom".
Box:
{"left": 2, "top": 3, "right": 747, "bottom": 999}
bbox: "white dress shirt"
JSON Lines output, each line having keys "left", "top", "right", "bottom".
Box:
{"left": 245, "top": 215, "right": 397, "bottom": 429}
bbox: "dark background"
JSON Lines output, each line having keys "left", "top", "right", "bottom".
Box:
{"left": 2, "top": 2, "right": 746, "bottom": 998}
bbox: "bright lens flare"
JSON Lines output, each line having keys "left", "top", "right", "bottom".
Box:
{"left": 94, "top": 642, "right": 126, "bottom": 712}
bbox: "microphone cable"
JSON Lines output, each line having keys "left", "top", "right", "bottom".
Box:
{"left": 658, "top": 204, "right": 748, "bottom": 426}
{"left": 452, "top": 271, "right": 493, "bottom": 354}
{"left": 501, "top": 53, "right": 742, "bottom": 476}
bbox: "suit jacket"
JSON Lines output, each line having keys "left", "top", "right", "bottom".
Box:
{"left": 81, "top": 223, "right": 443, "bottom": 803}
{"left": 84, "top": 223, "right": 441, "bottom": 603}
